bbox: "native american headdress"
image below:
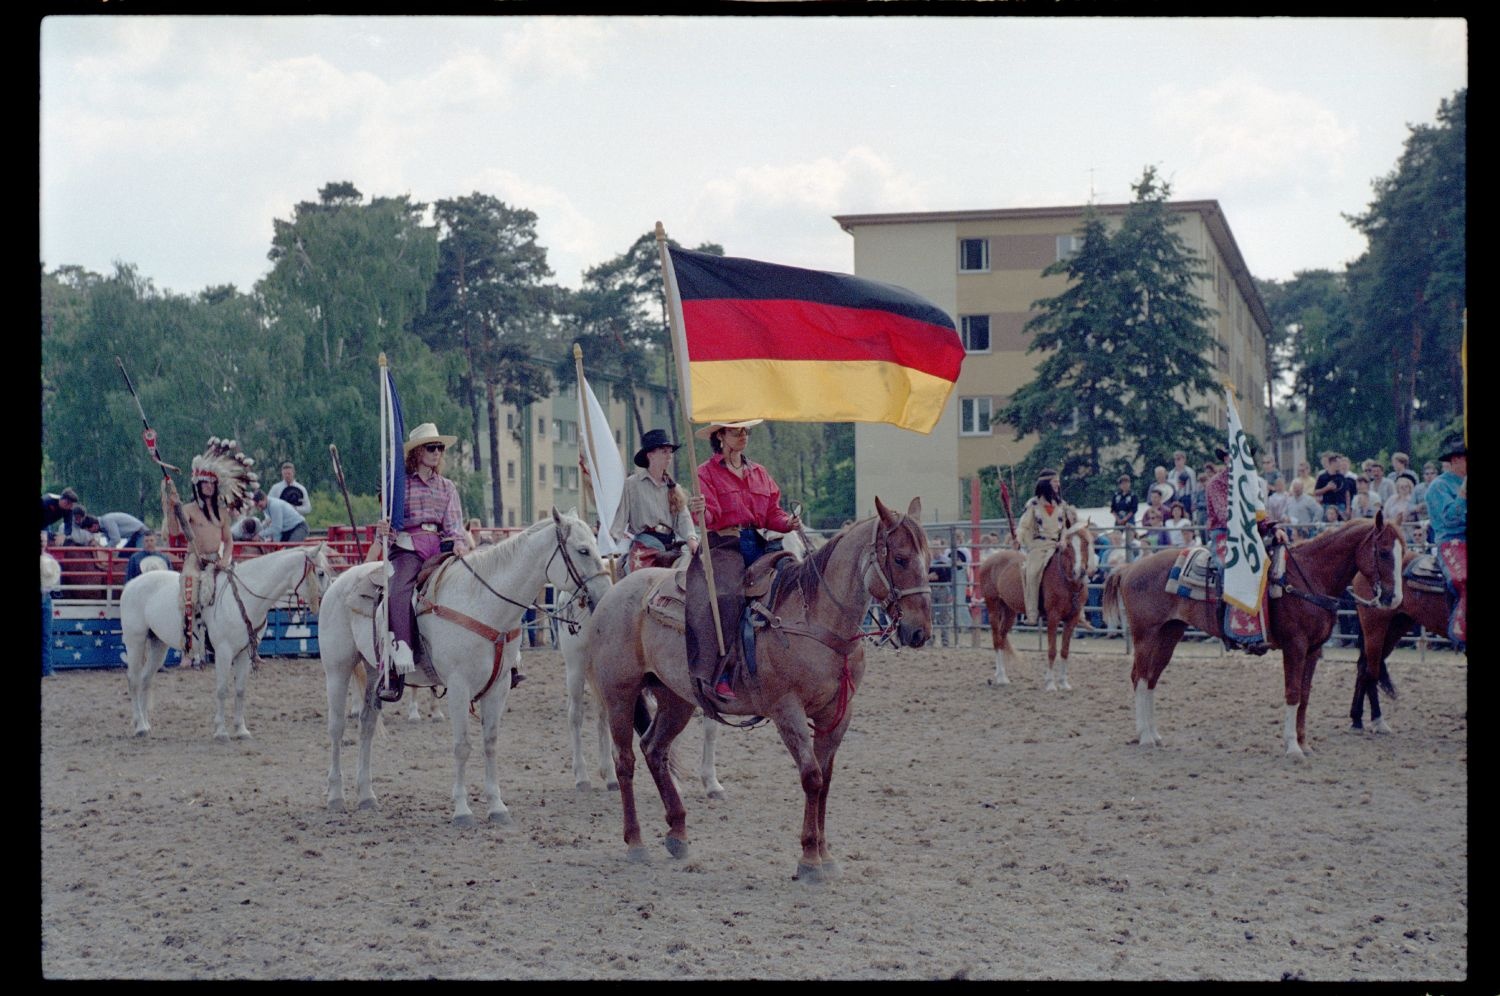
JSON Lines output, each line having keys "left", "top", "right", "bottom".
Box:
{"left": 190, "top": 437, "right": 259, "bottom": 514}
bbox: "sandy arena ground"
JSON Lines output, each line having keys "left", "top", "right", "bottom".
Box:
{"left": 40, "top": 634, "right": 1468, "bottom": 981}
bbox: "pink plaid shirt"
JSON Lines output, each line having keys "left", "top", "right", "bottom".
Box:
{"left": 402, "top": 471, "right": 464, "bottom": 545}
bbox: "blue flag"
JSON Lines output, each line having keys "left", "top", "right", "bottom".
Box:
{"left": 382, "top": 364, "right": 405, "bottom": 535}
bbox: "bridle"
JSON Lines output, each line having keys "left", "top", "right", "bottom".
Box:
{"left": 448, "top": 519, "right": 608, "bottom": 634}
{"left": 1281, "top": 520, "right": 1393, "bottom": 612}
{"left": 861, "top": 515, "right": 932, "bottom": 627}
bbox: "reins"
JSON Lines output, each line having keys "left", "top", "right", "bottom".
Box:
{"left": 1280, "top": 521, "right": 1389, "bottom": 613}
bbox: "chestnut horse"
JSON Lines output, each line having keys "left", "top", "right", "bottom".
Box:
{"left": 978, "top": 522, "right": 1094, "bottom": 691}
{"left": 1102, "top": 514, "right": 1401, "bottom": 756}
{"left": 584, "top": 496, "right": 932, "bottom": 882}
{"left": 1349, "top": 550, "right": 1453, "bottom": 733}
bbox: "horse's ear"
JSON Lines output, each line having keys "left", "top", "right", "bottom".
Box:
{"left": 1373, "top": 508, "right": 1385, "bottom": 531}
{"left": 906, "top": 496, "right": 922, "bottom": 521}
{"left": 551, "top": 506, "right": 562, "bottom": 525}
{"left": 874, "top": 496, "right": 897, "bottom": 527}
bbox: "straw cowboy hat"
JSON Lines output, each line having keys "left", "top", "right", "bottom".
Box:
{"left": 404, "top": 422, "right": 458, "bottom": 456}
{"left": 633, "top": 428, "right": 681, "bottom": 468}
{"left": 693, "top": 418, "right": 764, "bottom": 440}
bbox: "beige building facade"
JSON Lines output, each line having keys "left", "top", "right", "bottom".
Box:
{"left": 834, "top": 202, "right": 1272, "bottom": 523}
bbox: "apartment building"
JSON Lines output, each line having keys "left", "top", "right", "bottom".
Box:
{"left": 834, "top": 202, "right": 1272, "bottom": 522}
{"left": 474, "top": 376, "right": 677, "bottom": 527}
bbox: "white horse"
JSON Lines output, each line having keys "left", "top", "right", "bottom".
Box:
{"left": 121, "top": 543, "right": 332, "bottom": 740}
{"left": 320, "top": 510, "right": 610, "bottom": 826}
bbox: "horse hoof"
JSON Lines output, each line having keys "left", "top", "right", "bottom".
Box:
{"left": 1044, "top": 682, "right": 1057, "bottom": 692}
{"left": 328, "top": 799, "right": 346, "bottom": 813}
{"left": 665, "top": 837, "right": 690, "bottom": 860}
{"left": 235, "top": 731, "right": 252, "bottom": 740}
{"left": 453, "top": 814, "right": 475, "bottom": 828}
{"left": 214, "top": 732, "right": 230, "bottom": 743}
{"left": 707, "top": 789, "right": 726, "bottom": 801}
{"left": 820, "top": 859, "right": 843, "bottom": 880}
{"left": 575, "top": 781, "right": 593, "bottom": 792}
{"left": 487, "top": 810, "right": 511, "bottom": 826}
{"left": 1372, "top": 720, "right": 1392, "bottom": 734}
{"left": 793, "top": 862, "right": 826, "bottom": 884}
{"left": 606, "top": 781, "right": 620, "bottom": 792}
{"left": 133, "top": 728, "right": 149, "bottom": 738}
{"left": 988, "top": 676, "right": 1010, "bottom": 687}
{"left": 357, "top": 798, "right": 379, "bottom": 812}
{"left": 626, "top": 847, "right": 651, "bottom": 864}
{"left": 1059, "top": 681, "right": 1073, "bottom": 691}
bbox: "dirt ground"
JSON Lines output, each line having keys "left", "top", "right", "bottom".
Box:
{"left": 40, "top": 636, "right": 1468, "bottom": 982}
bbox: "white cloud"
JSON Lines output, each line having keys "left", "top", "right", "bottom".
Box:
{"left": 499, "top": 17, "right": 611, "bottom": 83}
{"left": 1152, "top": 75, "right": 1358, "bottom": 190}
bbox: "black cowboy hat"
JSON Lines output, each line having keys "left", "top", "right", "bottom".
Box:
{"left": 634, "top": 428, "right": 681, "bottom": 468}
{"left": 1437, "top": 432, "right": 1467, "bottom": 461}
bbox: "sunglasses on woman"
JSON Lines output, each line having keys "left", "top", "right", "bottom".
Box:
{"left": 423, "top": 443, "right": 446, "bottom": 453}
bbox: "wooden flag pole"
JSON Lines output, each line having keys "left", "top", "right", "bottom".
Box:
{"left": 655, "top": 221, "right": 726, "bottom": 657}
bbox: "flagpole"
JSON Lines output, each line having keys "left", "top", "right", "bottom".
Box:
{"left": 572, "top": 342, "right": 604, "bottom": 575}
{"left": 655, "top": 221, "right": 726, "bottom": 657}
{"left": 377, "top": 353, "right": 391, "bottom": 676}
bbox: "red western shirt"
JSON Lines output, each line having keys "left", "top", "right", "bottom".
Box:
{"left": 697, "top": 453, "right": 796, "bottom": 533}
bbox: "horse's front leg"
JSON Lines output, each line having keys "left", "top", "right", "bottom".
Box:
{"left": 566, "top": 647, "right": 593, "bottom": 790}
{"left": 1280, "top": 642, "right": 1309, "bottom": 758}
{"left": 211, "top": 647, "right": 232, "bottom": 741}
{"left": 1043, "top": 617, "right": 1061, "bottom": 692}
{"left": 231, "top": 648, "right": 254, "bottom": 739}
{"left": 1349, "top": 655, "right": 1369, "bottom": 731}
{"left": 640, "top": 692, "right": 696, "bottom": 858}
{"left": 447, "top": 686, "right": 476, "bottom": 827}
{"left": 479, "top": 675, "right": 513, "bottom": 825}
{"left": 700, "top": 714, "right": 725, "bottom": 799}
{"left": 1057, "top": 615, "right": 1076, "bottom": 691}
{"left": 770, "top": 701, "right": 830, "bottom": 883}
{"left": 353, "top": 680, "right": 381, "bottom": 811}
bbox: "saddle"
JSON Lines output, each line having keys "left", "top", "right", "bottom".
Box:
{"left": 357, "top": 553, "right": 463, "bottom": 687}
{"left": 1402, "top": 553, "right": 1448, "bottom": 595}
{"left": 673, "top": 544, "right": 798, "bottom": 723}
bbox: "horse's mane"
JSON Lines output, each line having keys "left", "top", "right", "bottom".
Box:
{"left": 1288, "top": 515, "right": 1376, "bottom": 554}
{"left": 461, "top": 516, "right": 558, "bottom": 576}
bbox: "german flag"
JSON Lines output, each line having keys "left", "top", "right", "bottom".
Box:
{"left": 662, "top": 246, "right": 964, "bottom": 434}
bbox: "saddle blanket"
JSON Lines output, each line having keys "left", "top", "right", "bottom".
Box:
{"left": 1404, "top": 553, "right": 1448, "bottom": 594}
{"left": 349, "top": 569, "right": 444, "bottom": 686}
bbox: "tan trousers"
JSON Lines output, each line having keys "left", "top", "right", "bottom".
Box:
{"left": 1022, "top": 540, "right": 1057, "bottom": 620}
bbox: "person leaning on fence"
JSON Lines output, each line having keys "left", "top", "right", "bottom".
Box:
{"left": 1018, "top": 473, "right": 1076, "bottom": 623}
{"left": 41, "top": 487, "right": 82, "bottom": 545}
{"left": 1424, "top": 433, "right": 1467, "bottom": 646}
{"left": 611, "top": 427, "right": 699, "bottom": 575}
{"left": 253, "top": 489, "right": 309, "bottom": 542}
{"left": 374, "top": 422, "right": 472, "bottom": 702}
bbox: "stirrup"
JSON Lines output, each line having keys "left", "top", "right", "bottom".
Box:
{"left": 378, "top": 670, "right": 405, "bottom": 703}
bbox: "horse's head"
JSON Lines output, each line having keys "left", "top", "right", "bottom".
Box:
{"left": 1062, "top": 522, "right": 1093, "bottom": 585}
{"left": 872, "top": 496, "right": 932, "bottom": 648}
{"left": 1352, "top": 510, "right": 1403, "bottom": 610}
{"left": 548, "top": 507, "right": 612, "bottom": 610}
{"left": 299, "top": 542, "right": 332, "bottom": 615}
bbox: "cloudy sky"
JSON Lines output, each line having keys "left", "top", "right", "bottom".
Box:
{"left": 41, "top": 15, "right": 1466, "bottom": 298}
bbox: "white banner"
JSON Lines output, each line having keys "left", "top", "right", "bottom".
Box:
{"left": 1223, "top": 387, "right": 1269, "bottom": 613}
{"left": 577, "top": 371, "right": 625, "bottom": 556}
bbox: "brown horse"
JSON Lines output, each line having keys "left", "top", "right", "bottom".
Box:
{"left": 1350, "top": 549, "right": 1451, "bottom": 733}
{"left": 1102, "top": 514, "right": 1402, "bottom": 756}
{"left": 978, "top": 522, "right": 1094, "bottom": 690}
{"left": 584, "top": 496, "right": 932, "bottom": 882}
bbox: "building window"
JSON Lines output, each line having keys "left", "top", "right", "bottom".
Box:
{"left": 1056, "top": 235, "right": 1083, "bottom": 260}
{"left": 506, "top": 461, "right": 516, "bottom": 482}
{"left": 615, "top": 429, "right": 622, "bottom": 444}
{"left": 554, "top": 465, "right": 565, "bottom": 489}
{"left": 507, "top": 508, "right": 515, "bottom": 527}
{"left": 539, "top": 462, "right": 547, "bottom": 486}
{"left": 537, "top": 417, "right": 546, "bottom": 438}
{"left": 959, "top": 397, "right": 993, "bottom": 436}
{"left": 506, "top": 412, "right": 514, "bottom": 430}
{"left": 959, "top": 238, "right": 989, "bottom": 272}
{"left": 960, "top": 315, "right": 991, "bottom": 353}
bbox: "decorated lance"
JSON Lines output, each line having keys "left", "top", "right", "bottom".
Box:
{"left": 115, "top": 355, "right": 192, "bottom": 539}
{"left": 999, "top": 477, "right": 1019, "bottom": 549}
{"left": 328, "top": 443, "right": 363, "bottom": 560}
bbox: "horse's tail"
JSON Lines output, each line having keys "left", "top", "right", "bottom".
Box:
{"left": 1102, "top": 572, "right": 1125, "bottom": 631}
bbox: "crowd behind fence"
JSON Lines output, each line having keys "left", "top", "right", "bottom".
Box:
{"left": 44, "top": 514, "right": 1454, "bottom": 660}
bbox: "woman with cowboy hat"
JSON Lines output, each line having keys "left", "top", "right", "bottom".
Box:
{"left": 686, "top": 419, "right": 801, "bottom": 700}
{"left": 611, "top": 428, "right": 699, "bottom": 575}
{"left": 375, "top": 422, "right": 471, "bottom": 697}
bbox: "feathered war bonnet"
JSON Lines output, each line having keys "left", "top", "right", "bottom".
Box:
{"left": 190, "top": 437, "right": 260, "bottom": 514}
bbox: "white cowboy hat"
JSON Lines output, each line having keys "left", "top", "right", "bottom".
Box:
{"left": 693, "top": 418, "right": 764, "bottom": 440}
{"left": 404, "top": 422, "right": 458, "bottom": 456}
